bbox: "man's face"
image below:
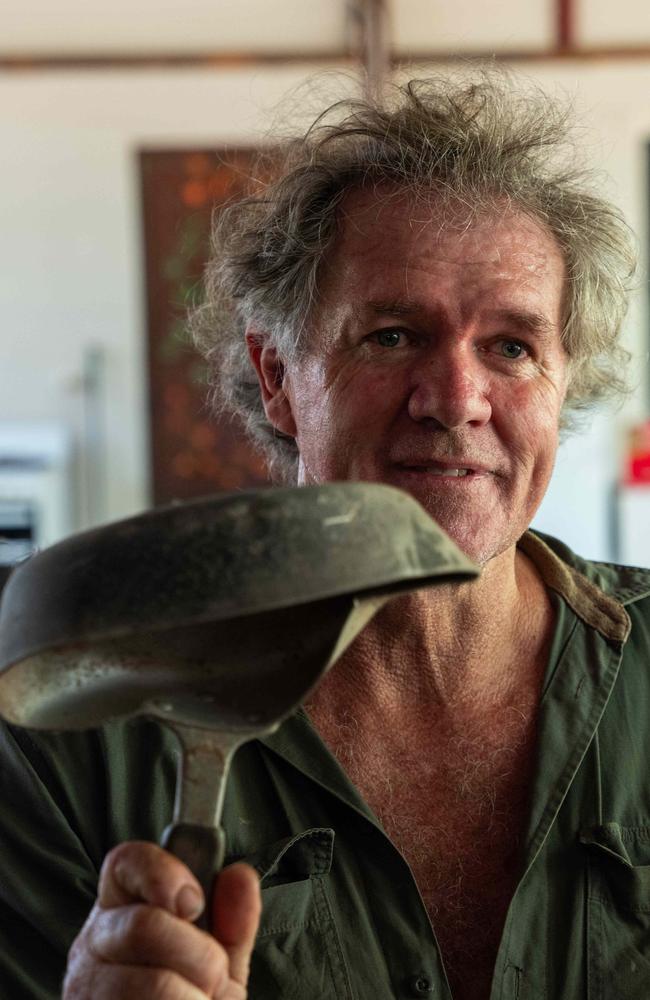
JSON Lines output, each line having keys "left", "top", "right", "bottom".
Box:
{"left": 266, "top": 189, "right": 568, "bottom": 565}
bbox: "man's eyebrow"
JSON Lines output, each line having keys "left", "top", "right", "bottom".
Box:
{"left": 366, "top": 299, "right": 421, "bottom": 316}
{"left": 366, "top": 301, "right": 557, "bottom": 336}
{"left": 489, "top": 309, "right": 557, "bottom": 338}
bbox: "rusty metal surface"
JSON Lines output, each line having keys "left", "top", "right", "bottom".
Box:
{"left": 0, "top": 483, "right": 478, "bottom": 733}
{"left": 0, "top": 483, "right": 477, "bottom": 675}
{"left": 0, "top": 594, "right": 355, "bottom": 730}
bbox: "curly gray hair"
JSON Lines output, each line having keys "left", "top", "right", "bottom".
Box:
{"left": 190, "top": 72, "right": 636, "bottom": 482}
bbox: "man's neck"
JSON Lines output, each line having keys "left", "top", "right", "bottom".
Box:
{"left": 308, "top": 542, "right": 553, "bottom": 726}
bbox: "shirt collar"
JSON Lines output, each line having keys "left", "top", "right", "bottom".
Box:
{"left": 518, "top": 530, "right": 634, "bottom": 644}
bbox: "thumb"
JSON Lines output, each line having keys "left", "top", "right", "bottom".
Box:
{"left": 211, "top": 862, "right": 262, "bottom": 987}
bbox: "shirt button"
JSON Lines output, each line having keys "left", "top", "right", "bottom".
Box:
{"left": 407, "top": 973, "right": 435, "bottom": 996}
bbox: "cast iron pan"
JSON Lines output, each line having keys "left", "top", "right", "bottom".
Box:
{"left": 0, "top": 482, "right": 479, "bottom": 920}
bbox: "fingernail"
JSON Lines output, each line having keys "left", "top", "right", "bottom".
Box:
{"left": 176, "top": 884, "right": 204, "bottom": 920}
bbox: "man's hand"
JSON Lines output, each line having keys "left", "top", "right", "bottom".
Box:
{"left": 63, "top": 841, "right": 261, "bottom": 999}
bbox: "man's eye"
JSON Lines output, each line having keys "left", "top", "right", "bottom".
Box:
{"left": 374, "top": 329, "right": 405, "bottom": 348}
{"left": 497, "top": 339, "right": 527, "bottom": 360}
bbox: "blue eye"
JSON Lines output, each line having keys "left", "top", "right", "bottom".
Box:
{"left": 375, "top": 329, "right": 404, "bottom": 348}
{"left": 499, "top": 340, "right": 525, "bottom": 359}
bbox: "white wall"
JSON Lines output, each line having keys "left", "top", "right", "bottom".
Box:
{"left": 7, "top": 0, "right": 650, "bottom": 55}
{"left": 0, "top": 66, "right": 357, "bottom": 531}
{"left": 1, "top": 53, "right": 649, "bottom": 560}
{"left": 2, "top": 0, "right": 350, "bottom": 54}
{"left": 578, "top": 0, "right": 650, "bottom": 46}
{"left": 393, "top": 0, "right": 554, "bottom": 52}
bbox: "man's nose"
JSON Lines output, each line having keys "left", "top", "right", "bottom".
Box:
{"left": 406, "top": 352, "right": 492, "bottom": 429}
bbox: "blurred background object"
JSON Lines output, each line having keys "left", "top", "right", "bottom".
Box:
{"left": 139, "top": 147, "right": 269, "bottom": 504}
{"left": 1, "top": 0, "right": 649, "bottom": 566}
{"left": 0, "top": 423, "right": 73, "bottom": 561}
{"left": 624, "top": 420, "right": 650, "bottom": 485}
{"left": 616, "top": 419, "right": 650, "bottom": 566}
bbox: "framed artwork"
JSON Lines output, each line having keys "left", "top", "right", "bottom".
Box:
{"left": 139, "top": 149, "right": 270, "bottom": 505}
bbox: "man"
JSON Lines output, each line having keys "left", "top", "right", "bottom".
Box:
{"left": 2, "top": 74, "right": 648, "bottom": 1000}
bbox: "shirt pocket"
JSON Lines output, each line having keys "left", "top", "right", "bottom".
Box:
{"left": 580, "top": 823, "right": 650, "bottom": 1000}
{"left": 239, "top": 827, "right": 354, "bottom": 1000}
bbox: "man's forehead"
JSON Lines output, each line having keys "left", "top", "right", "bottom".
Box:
{"left": 335, "top": 185, "right": 560, "bottom": 265}
{"left": 318, "top": 185, "right": 567, "bottom": 330}
{"left": 323, "top": 185, "right": 566, "bottom": 298}
{"left": 337, "top": 185, "right": 443, "bottom": 239}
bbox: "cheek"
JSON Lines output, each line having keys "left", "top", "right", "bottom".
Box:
{"left": 500, "top": 379, "right": 563, "bottom": 458}
{"left": 287, "top": 359, "right": 334, "bottom": 429}
{"left": 327, "top": 362, "right": 403, "bottom": 423}
{"left": 490, "top": 387, "right": 561, "bottom": 519}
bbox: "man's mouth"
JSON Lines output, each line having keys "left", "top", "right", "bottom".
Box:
{"left": 397, "top": 461, "right": 489, "bottom": 478}
{"left": 410, "top": 466, "right": 473, "bottom": 477}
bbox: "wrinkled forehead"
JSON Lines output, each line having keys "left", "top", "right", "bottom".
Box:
{"left": 332, "top": 184, "right": 562, "bottom": 268}
{"left": 316, "top": 185, "right": 567, "bottom": 320}
{"left": 337, "top": 184, "right": 475, "bottom": 235}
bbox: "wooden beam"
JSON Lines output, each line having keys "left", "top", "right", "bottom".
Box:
{"left": 0, "top": 50, "right": 356, "bottom": 72}
{"left": 403, "top": 45, "right": 650, "bottom": 62}
{"left": 4, "top": 44, "right": 650, "bottom": 74}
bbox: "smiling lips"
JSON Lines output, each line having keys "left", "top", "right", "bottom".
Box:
{"left": 423, "top": 467, "right": 472, "bottom": 477}
{"left": 397, "top": 460, "right": 491, "bottom": 478}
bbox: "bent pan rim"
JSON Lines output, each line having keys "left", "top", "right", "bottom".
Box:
{"left": 0, "top": 566, "right": 478, "bottom": 677}
{"left": 0, "top": 482, "right": 479, "bottom": 675}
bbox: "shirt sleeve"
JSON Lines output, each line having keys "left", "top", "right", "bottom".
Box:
{"left": 0, "top": 716, "right": 177, "bottom": 1000}
{"left": 0, "top": 723, "right": 101, "bottom": 1000}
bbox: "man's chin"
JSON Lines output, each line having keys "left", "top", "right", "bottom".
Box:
{"left": 403, "top": 501, "right": 510, "bottom": 566}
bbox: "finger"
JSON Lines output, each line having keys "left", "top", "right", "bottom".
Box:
{"left": 74, "top": 962, "right": 212, "bottom": 1000}
{"left": 99, "top": 842, "right": 204, "bottom": 920}
{"left": 89, "top": 904, "right": 228, "bottom": 996}
{"left": 211, "top": 863, "right": 261, "bottom": 987}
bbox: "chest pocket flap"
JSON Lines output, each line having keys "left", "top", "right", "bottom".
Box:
{"left": 247, "top": 826, "right": 335, "bottom": 889}
{"left": 580, "top": 823, "right": 650, "bottom": 911}
{"left": 237, "top": 828, "right": 353, "bottom": 1000}
{"left": 580, "top": 823, "right": 650, "bottom": 999}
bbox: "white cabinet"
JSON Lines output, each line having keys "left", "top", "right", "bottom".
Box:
{"left": 0, "top": 423, "right": 73, "bottom": 565}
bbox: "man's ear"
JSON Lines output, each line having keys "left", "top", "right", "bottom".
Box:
{"left": 246, "top": 330, "right": 297, "bottom": 438}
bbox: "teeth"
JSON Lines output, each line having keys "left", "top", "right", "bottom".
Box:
{"left": 404, "top": 465, "right": 475, "bottom": 476}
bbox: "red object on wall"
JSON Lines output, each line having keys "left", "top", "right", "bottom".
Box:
{"left": 625, "top": 421, "right": 650, "bottom": 484}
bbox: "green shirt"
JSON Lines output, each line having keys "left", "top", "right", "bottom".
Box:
{"left": 1, "top": 530, "right": 650, "bottom": 1000}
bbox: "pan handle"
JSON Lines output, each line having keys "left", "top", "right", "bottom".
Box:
{"left": 161, "top": 821, "right": 226, "bottom": 931}
{"left": 152, "top": 718, "right": 241, "bottom": 931}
